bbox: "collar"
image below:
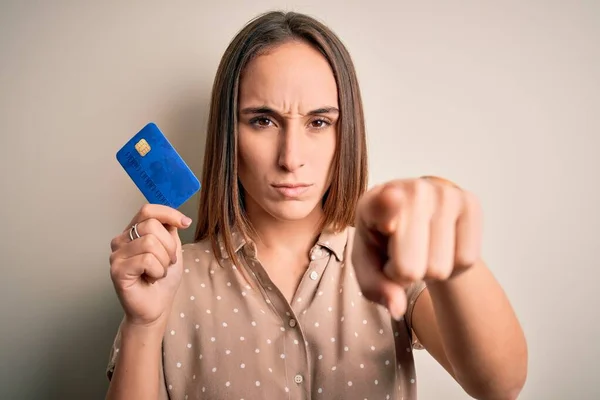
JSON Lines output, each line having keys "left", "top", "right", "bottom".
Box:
{"left": 217, "top": 228, "right": 248, "bottom": 260}
{"left": 216, "top": 225, "right": 349, "bottom": 262}
{"left": 315, "top": 226, "right": 348, "bottom": 261}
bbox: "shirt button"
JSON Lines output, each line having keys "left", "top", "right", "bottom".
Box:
{"left": 294, "top": 374, "right": 304, "bottom": 384}
{"left": 289, "top": 319, "right": 297, "bottom": 328}
{"left": 309, "top": 271, "right": 319, "bottom": 280}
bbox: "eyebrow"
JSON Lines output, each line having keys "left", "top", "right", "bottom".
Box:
{"left": 239, "top": 106, "right": 339, "bottom": 116}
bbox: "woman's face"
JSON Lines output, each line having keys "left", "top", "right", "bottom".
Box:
{"left": 237, "top": 40, "right": 339, "bottom": 223}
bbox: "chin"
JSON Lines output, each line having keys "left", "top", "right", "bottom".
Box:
{"left": 265, "top": 201, "right": 321, "bottom": 222}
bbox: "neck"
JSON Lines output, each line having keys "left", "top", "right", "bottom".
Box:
{"left": 245, "top": 201, "right": 323, "bottom": 259}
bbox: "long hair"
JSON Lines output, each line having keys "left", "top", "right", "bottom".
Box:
{"left": 194, "top": 11, "right": 368, "bottom": 267}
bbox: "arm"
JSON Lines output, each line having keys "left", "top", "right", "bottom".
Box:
{"left": 106, "top": 205, "right": 192, "bottom": 400}
{"left": 352, "top": 178, "right": 528, "bottom": 399}
{"left": 105, "top": 322, "right": 166, "bottom": 400}
{"left": 412, "top": 260, "right": 528, "bottom": 400}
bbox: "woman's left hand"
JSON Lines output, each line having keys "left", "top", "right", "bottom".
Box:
{"left": 351, "top": 176, "right": 483, "bottom": 319}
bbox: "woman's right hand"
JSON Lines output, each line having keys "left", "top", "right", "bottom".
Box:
{"left": 109, "top": 204, "right": 192, "bottom": 330}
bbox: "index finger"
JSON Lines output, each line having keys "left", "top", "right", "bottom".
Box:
{"left": 356, "top": 183, "right": 406, "bottom": 236}
{"left": 352, "top": 226, "right": 408, "bottom": 320}
{"left": 125, "top": 204, "right": 192, "bottom": 232}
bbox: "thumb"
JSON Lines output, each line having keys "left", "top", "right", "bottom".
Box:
{"left": 179, "top": 215, "right": 193, "bottom": 229}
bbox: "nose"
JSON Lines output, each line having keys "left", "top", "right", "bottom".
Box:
{"left": 277, "top": 123, "right": 306, "bottom": 172}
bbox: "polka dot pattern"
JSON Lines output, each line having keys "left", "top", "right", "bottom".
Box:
{"left": 106, "top": 227, "right": 425, "bottom": 400}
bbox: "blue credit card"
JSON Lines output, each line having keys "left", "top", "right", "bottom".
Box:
{"left": 116, "top": 122, "right": 201, "bottom": 209}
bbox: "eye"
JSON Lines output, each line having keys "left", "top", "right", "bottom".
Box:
{"left": 249, "top": 117, "right": 274, "bottom": 128}
{"left": 309, "top": 119, "right": 331, "bottom": 130}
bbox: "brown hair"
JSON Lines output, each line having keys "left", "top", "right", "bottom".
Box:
{"left": 194, "top": 10, "right": 368, "bottom": 265}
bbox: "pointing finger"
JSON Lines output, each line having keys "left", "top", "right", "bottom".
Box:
{"left": 357, "top": 183, "right": 406, "bottom": 235}
{"left": 352, "top": 227, "right": 408, "bottom": 320}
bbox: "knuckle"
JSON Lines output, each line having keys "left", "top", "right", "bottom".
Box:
{"left": 140, "top": 252, "right": 155, "bottom": 267}
{"left": 110, "top": 237, "right": 120, "bottom": 252}
{"left": 439, "top": 267, "right": 453, "bottom": 280}
{"left": 426, "top": 265, "right": 452, "bottom": 281}
{"left": 146, "top": 218, "right": 162, "bottom": 230}
{"left": 397, "top": 266, "right": 422, "bottom": 282}
{"left": 464, "top": 191, "right": 483, "bottom": 216}
{"left": 109, "top": 260, "right": 121, "bottom": 281}
{"left": 141, "top": 234, "right": 160, "bottom": 249}
{"left": 143, "top": 219, "right": 161, "bottom": 236}
{"left": 455, "top": 253, "right": 477, "bottom": 269}
{"left": 139, "top": 204, "right": 153, "bottom": 219}
{"left": 413, "top": 179, "right": 433, "bottom": 201}
{"left": 440, "top": 186, "right": 461, "bottom": 211}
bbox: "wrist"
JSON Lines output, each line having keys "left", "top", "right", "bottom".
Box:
{"left": 425, "top": 259, "right": 483, "bottom": 294}
{"left": 122, "top": 318, "right": 167, "bottom": 345}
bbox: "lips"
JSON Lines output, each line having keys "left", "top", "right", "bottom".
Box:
{"left": 271, "top": 183, "right": 312, "bottom": 198}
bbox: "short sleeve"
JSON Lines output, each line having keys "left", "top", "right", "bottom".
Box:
{"left": 105, "top": 318, "right": 169, "bottom": 399}
{"left": 106, "top": 319, "right": 124, "bottom": 381}
{"left": 404, "top": 281, "right": 427, "bottom": 350}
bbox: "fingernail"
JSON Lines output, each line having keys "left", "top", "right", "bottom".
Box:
{"left": 182, "top": 216, "right": 192, "bottom": 226}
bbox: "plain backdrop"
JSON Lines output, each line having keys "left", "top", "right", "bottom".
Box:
{"left": 1, "top": 1, "right": 598, "bottom": 399}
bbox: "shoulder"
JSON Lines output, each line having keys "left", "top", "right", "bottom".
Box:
{"left": 181, "top": 238, "right": 217, "bottom": 267}
{"left": 169, "top": 238, "right": 223, "bottom": 317}
{"left": 176, "top": 239, "right": 221, "bottom": 290}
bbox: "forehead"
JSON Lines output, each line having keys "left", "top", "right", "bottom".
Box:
{"left": 239, "top": 40, "right": 338, "bottom": 110}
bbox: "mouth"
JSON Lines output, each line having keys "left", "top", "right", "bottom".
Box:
{"left": 271, "top": 183, "right": 313, "bottom": 198}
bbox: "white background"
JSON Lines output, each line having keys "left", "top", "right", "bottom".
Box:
{"left": 1, "top": 1, "right": 598, "bottom": 399}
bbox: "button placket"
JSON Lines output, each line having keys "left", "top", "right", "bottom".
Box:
{"left": 244, "top": 257, "right": 288, "bottom": 320}
{"left": 291, "top": 246, "right": 330, "bottom": 315}
{"left": 285, "top": 316, "right": 310, "bottom": 397}
{"left": 245, "top": 257, "right": 311, "bottom": 398}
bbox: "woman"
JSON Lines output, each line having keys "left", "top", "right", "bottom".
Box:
{"left": 106, "top": 11, "right": 527, "bottom": 400}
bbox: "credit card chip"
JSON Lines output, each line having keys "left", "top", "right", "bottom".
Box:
{"left": 135, "top": 138, "right": 151, "bottom": 156}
